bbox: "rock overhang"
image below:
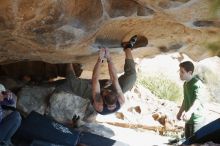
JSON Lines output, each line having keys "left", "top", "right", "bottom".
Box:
{"left": 0, "top": 0, "right": 219, "bottom": 76}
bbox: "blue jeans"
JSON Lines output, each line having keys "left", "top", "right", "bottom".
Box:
{"left": 0, "top": 111, "right": 21, "bottom": 145}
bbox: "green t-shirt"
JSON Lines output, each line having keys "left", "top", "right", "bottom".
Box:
{"left": 183, "top": 76, "right": 206, "bottom": 124}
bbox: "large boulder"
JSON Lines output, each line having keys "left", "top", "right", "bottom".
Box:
{"left": 195, "top": 56, "right": 220, "bottom": 102}
{"left": 17, "top": 85, "right": 55, "bottom": 115}
{"left": 48, "top": 91, "right": 91, "bottom": 124}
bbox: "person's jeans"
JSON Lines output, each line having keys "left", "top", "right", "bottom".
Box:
{"left": 0, "top": 111, "right": 21, "bottom": 145}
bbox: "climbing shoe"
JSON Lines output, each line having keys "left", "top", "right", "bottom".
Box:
{"left": 121, "top": 35, "right": 148, "bottom": 50}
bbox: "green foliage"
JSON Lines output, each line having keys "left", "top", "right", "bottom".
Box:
{"left": 137, "top": 73, "right": 183, "bottom": 102}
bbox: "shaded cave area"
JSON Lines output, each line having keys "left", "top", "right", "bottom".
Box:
{"left": 0, "top": 61, "right": 82, "bottom": 93}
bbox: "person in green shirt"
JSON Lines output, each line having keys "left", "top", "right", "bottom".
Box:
{"left": 176, "top": 61, "right": 207, "bottom": 139}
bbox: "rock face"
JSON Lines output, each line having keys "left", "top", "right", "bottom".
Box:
{"left": 196, "top": 56, "right": 220, "bottom": 102}
{"left": 48, "top": 91, "right": 90, "bottom": 123}
{"left": 0, "top": 0, "right": 219, "bottom": 76}
{"left": 17, "top": 85, "right": 55, "bottom": 115}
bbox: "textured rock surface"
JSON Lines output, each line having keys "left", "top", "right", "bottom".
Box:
{"left": 17, "top": 85, "right": 55, "bottom": 115}
{"left": 0, "top": 0, "right": 219, "bottom": 76}
{"left": 48, "top": 91, "right": 90, "bottom": 123}
{"left": 196, "top": 56, "right": 220, "bottom": 102}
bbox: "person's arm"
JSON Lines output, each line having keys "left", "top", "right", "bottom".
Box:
{"left": 177, "top": 99, "right": 185, "bottom": 120}
{"left": 0, "top": 91, "right": 16, "bottom": 124}
{"left": 1, "top": 91, "right": 15, "bottom": 105}
{"left": 92, "top": 49, "right": 105, "bottom": 112}
{"left": 105, "top": 49, "right": 125, "bottom": 105}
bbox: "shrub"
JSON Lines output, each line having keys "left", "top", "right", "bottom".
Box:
{"left": 137, "top": 73, "right": 183, "bottom": 102}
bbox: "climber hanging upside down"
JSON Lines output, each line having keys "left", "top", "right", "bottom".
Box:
{"left": 55, "top": 35, "right": 148, "bottom": 115}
